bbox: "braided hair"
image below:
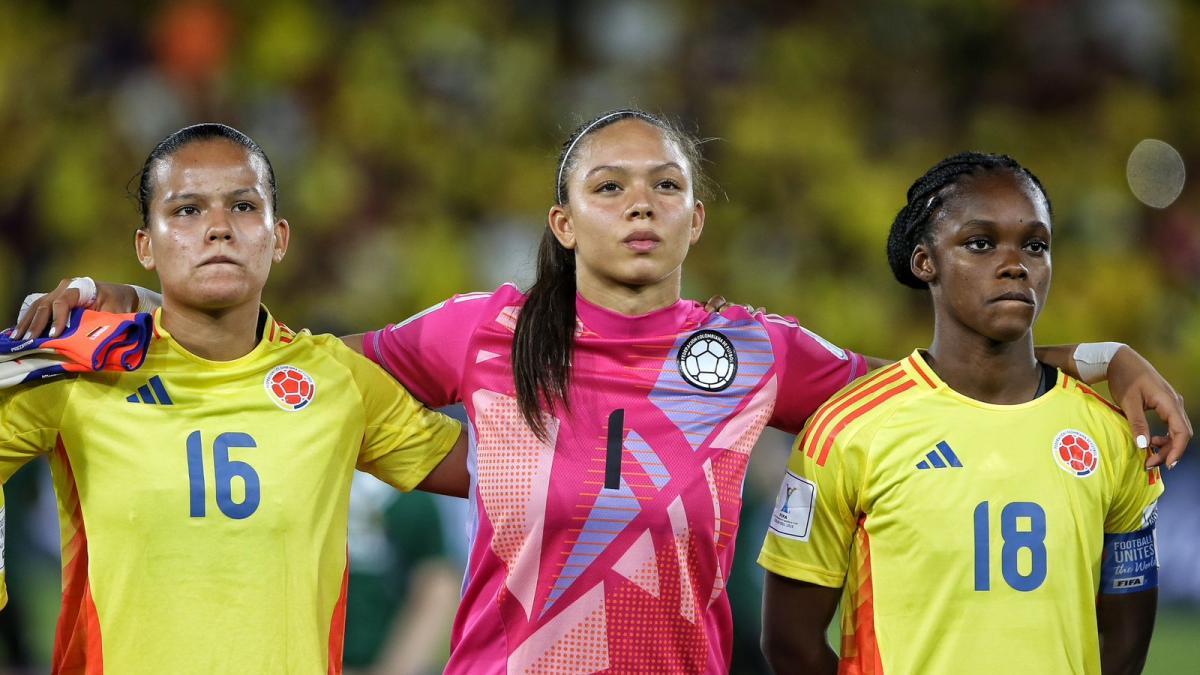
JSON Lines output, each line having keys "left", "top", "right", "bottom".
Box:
{"left": 886, "top": 152, "right": 1051, "bottom": 289}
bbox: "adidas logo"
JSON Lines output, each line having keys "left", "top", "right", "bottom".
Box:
{"left": 916, "top": 441, "right": 962, "bottom": 470}
{"left": 126, "top": 375, "right": 173, "bottom": 405}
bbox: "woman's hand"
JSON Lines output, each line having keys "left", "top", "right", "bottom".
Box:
{"left": 14, "top": 278, "right": 139, "bottom": 339}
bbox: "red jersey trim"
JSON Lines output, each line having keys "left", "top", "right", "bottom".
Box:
{"left": 1074, "top": 382, "right": 1125, "bottom": 417}
{"left": 50, "top": 436, "right": 103, "bottom": 675}
{"left": 841, "top": 517, "right": 884, "bottom": 675}
{"left": 904, "top": 355, "right": 937, "bottom": 390}
{"left": 801, "top": 364, "right": 904, "bottom": 461}
{"left": 815, "top": 380, "right": 916, "bottom": 466}
{"left": 326, "top": 556, "right": 350, "bottom": 675}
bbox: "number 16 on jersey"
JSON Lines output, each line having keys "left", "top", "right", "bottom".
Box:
{"left": 186, "top": 431, "right": 261, "bottom": 520}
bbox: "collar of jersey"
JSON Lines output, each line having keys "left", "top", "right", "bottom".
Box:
{"left": 906, "top": 348, "right": 1067, "bottom": 411}
{"left": 152, "top": 305, "right": 277, "bottom": 368}
{"left": 574, "top": 292, "right": 693, "bottom": 339}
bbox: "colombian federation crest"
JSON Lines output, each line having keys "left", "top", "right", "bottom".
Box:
{"left": 1053, "top": 429, "right": 1100, "bottom": 478}
{"left": 677, "top": 330, "right": 737, "bottom": 392}
{"left": 265, "top": 365, "right": 316, "bottom": 411}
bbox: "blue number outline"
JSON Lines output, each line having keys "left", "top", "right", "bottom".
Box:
{"left": 974, "top": 500, "right": 1048, "bottom": 592}
{"left": 186, "top": 431, "right": 261, "bottom": 520}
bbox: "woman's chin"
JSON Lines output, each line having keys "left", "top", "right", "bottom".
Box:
{"left": 983, "top": 321, "right": 1035, "bottom": 345}
{"left": 166, "top": 283, "right": 259, "bottom": 312}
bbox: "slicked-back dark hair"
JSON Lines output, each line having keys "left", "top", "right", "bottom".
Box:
{"left": 886, "top": 151, "right": 1052, "bottom": 289}
{"left": 137, "top": 123, "right": 277, "bottom": 227}
{"left": 512, "top": 109, "right": 708, "bottom": 440}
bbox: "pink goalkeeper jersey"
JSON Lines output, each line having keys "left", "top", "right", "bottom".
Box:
{"left": 364, "top": 285, "right": 865, "bottom": 674}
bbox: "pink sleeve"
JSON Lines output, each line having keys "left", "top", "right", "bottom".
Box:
{"left": 362, "top": 289, "right": 505, "bottom": 408}
{"left": 762, "top": 313, "right": 867, "bottom": 434}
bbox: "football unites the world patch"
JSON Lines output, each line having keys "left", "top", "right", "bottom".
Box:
{"left": 1052, "top": 429, "right": 1100, "bottom": 477}
{"left": 264, "top": 365, "right": 316, "bottom": 411}
{"left": 677, "top": 330, "right": 737, "bottom": 391}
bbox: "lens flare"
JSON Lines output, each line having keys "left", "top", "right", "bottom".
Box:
{"left": 1126, "top": 139, "right": 1185, "bottom": 209}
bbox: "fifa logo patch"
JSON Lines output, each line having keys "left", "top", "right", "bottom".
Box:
{"left": 265, "top": 365, "right": 316, "bottom": 411}
{"left": 677, "top": 330, "right": 737, "bottom": 392}
{"left": 1053, "top": 429, "right": 1100, "bottom": 477}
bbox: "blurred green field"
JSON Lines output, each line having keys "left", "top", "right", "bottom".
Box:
{"left": 1144, "top": 606, "right": 1200, "bottom": 674}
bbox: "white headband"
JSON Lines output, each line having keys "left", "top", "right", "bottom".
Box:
{"left": 556, "top": 110, "right": 655, "bottom": 204}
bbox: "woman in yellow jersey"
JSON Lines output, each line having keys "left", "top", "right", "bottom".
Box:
{"left": 0, "top": 124, "right": 466, "bottom": 674}
{"left": 760, "top": 153, "right": 1164, "bottom": 674}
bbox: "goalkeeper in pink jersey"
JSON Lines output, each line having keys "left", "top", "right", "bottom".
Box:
{"left": 21, "top": 110, "right": 1190, "bottom": 673}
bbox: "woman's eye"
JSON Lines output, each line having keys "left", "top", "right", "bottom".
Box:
{"left": 1026, "top": 240, "right": 1050, "bottom": 253}
{"left": 596, "top": 182, "right": 621, "bottom": 192}
{"left": 233, "top": 202, "right": 255, "bottom": 212}
{"left": 176, "top": 205, "right": 200, "bottom": 216}
{"left": 965, "top": 238, "right": 992, "bottom": 251}
{"left": 657, "top": 179, "right": 680, "bottom": 190}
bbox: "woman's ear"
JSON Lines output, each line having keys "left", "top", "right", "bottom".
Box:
{"left": 135, "top": 228, "right": 156, "bottom": 271}
{"left": 911, "top": 243, "right": 936, "bottom": 285}
{"left": 547, "top": 205, "right": 576, "bottom": 250}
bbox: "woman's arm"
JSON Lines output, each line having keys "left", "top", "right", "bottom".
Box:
{"left": 761, "top": 572, "right": 841, "bottom": 675}
{"left": 1097, "top": 590, "right": 1156, "bottom": 675}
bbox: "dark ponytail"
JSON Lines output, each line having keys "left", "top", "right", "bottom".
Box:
{"left": 512, "top": 228, "right": 577, "bottom": 440}
{"left": 512, "top": 109, "right": 708, "bottom": 439}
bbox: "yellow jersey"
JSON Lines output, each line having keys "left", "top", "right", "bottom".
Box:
{"left": 0, "top": 308, "right": 461, "bottom": 674}
{"left": 759, "top": 351, "right": 1162, "bottom": 675}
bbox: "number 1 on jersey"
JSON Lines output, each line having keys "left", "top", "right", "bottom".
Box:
{"left": 186, "top": 431, "right": 261, "bottom": 520}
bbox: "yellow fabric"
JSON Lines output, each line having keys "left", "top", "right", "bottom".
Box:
{"left": 0, "top": 307, "right": 461, "bottom": 673}
{"left": 759, "top": 351, "right": 1163, "bottom": 675}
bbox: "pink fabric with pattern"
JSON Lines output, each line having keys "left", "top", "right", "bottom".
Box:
{"left": 364, "top": 284, "right": 865, "bottom": 674}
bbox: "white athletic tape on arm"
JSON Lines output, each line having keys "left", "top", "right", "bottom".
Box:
{"left": 133, "top": 286, "right": 163, "bottom": 313}
{"left": 67, "top": 277, "right": 98, "bottom": 308}
{"left": 1074, "top": 342, "right": 1125, "bottom": 384}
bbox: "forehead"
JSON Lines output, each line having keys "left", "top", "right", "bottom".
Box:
{"left": 151, "top": 140, "right": 268, "bottom": 198}
{"left": 937, "top": 170, "right": 1050, "bottom": 229}
{"left": 572, "top": 119, "right": 689, "bottom": 172}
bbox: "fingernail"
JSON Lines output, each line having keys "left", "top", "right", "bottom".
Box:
{"left": 48, "top": 327, "right": 57, "bottom": 338}
{"left": 1135, "top": 435, "right": 1148, "bottom": 449}
{"left": 1169, "top": 461, "right": 1178, "bottom": 471}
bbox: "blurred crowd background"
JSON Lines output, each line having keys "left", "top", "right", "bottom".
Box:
{"left": 1, "top": 0, "right": 1199, "bottom": 673}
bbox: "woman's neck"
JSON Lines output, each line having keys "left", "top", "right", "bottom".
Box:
{"left": 926, "top": 318, "right": 1041, "bottom": 405}
{"left": 575, "top": 269, "right": 681, "bottom": 316}
{"left": 160, "top": 297, "right": 263, "bottom": 361}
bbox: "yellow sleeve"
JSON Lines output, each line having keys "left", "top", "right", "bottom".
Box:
{"left": 758, "top": 416, "right": 869, "bottom": 588}
{"left": 1104, "top": 425, "right": 1164, "bottom": 534}
{"left": 0, "top": 379, "right": 68, "bottom": 612}
{"left": 0, "top": 379, "right": 69, "bottom": 482}
{"left": 340, "top": 347, "right": 462, "bottom": 492}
